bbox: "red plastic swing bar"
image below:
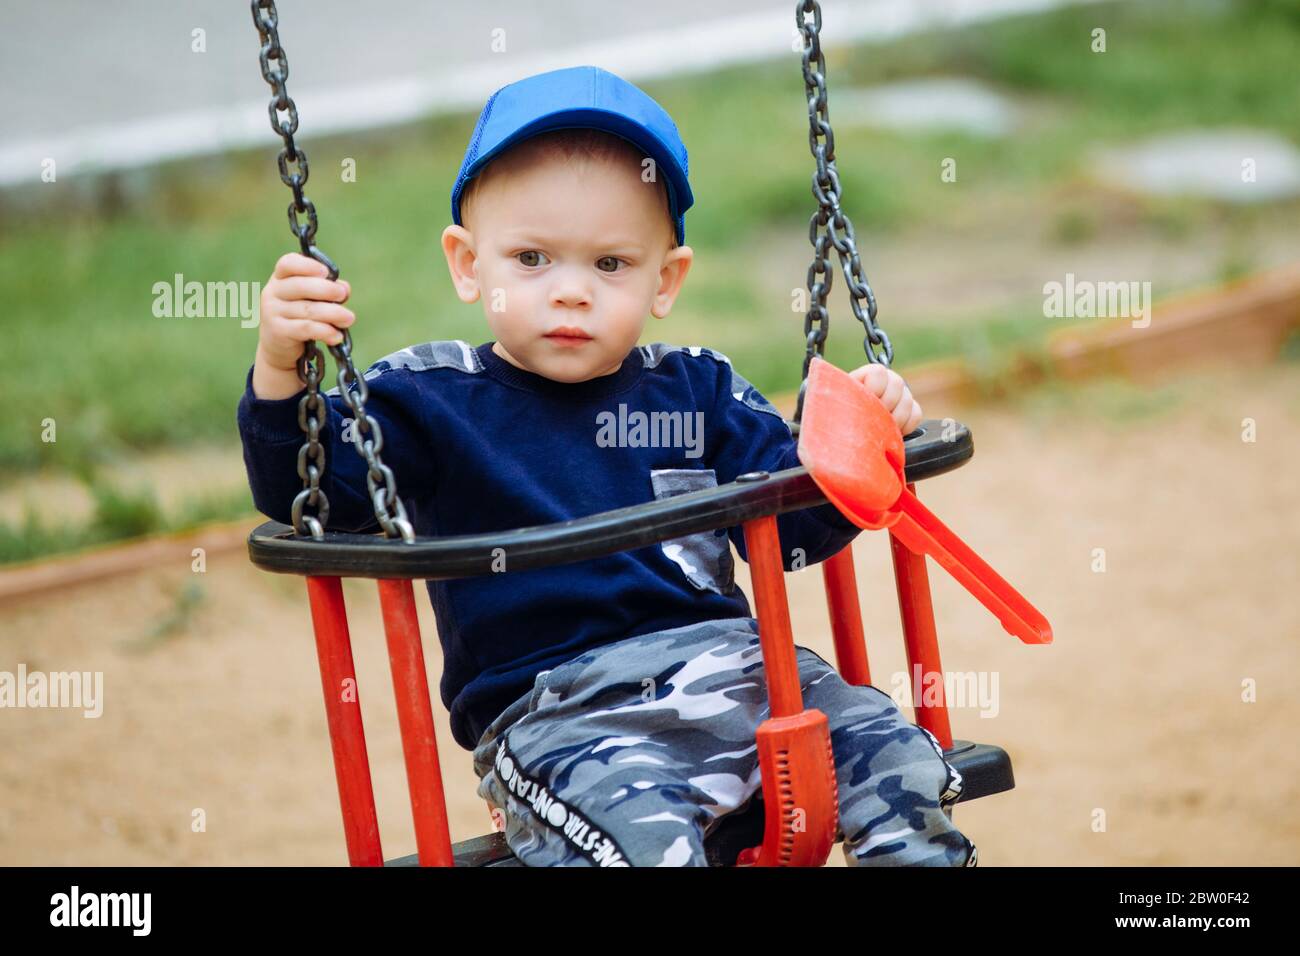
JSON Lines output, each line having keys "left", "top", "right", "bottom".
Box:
{"left": 821, "top": 498, "right": 955, "bottom": 747}
{"left": 822, "top": 546, "right": 871, "bottom": 687}
{"left": 376, "top": 578, "right": 454, "bottom": 865}
{"left": 735, "top": 515, "right": 839, "bottom": 867}
{"left": 889, "top": 489, "right": 954, "bottom": 749}
{"left": 304, "top": 576, "right": 383, "bottom": 866}
{"left": 304, "top": 576, "right": 454, "bottom": 867}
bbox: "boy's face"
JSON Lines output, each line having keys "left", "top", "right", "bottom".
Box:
{"left": 441, "top": 141, "right": 693, "bottom": 383}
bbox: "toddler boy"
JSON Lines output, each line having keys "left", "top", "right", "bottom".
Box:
{"left": 238, "top": 65, "right": 976, "bottom": 867}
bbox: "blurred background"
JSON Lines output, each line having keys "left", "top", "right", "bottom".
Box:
{"left": 1, "top": 0, "right": 1297, "bottom": 865}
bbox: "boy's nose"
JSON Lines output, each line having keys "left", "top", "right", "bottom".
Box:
{"left": 549, "top": 271, "right": 592, "bottom": 309}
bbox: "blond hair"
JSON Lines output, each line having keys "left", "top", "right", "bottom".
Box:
{"left": 458, "top": 127, "right": 676, "bottom": 248}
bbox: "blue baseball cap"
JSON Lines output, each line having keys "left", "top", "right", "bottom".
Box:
{"left": 451, "top": 65, "right": 693, "bottom": 245}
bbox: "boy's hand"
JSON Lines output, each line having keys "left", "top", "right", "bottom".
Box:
{"left": 258, "top": 252, "right": 354, "bottom": 365}
{"left": 847, "top": 363, "right": 923, "bottom": 435}
{"left": 252, "top": 253, "right": 354, "bottom": 399}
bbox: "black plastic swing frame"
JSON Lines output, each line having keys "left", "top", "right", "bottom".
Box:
{"left": 248, "top": 419, "right": 973, "bottom": 577}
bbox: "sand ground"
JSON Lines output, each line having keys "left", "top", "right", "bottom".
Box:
{"left": 1, "top": 362, "right": 1298, "bottom": 866}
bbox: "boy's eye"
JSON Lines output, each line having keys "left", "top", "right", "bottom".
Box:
{"left": 595, "top": 256, "right": 623, "bottom": 273}
{"left": 517, "top": 250, "right": 548, "bottom": 266}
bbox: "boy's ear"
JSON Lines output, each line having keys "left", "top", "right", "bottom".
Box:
{"left": 650, "top": 245, "right": 693, "bottom": 319}
{"left": 441, "top": 224, "right": 480, "bottom": 304}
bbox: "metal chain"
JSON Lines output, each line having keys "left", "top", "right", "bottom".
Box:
{"left": 250, "top": 0, "right": 413, "bottom": 542}
{"left": 793, "top": 0, "right": 893, "bottom": 424}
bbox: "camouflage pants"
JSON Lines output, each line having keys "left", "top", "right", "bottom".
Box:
{"left": 472, "top": 616, "right": 977, "bottom": 867}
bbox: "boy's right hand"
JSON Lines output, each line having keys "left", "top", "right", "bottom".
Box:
{"left": 252, "top": 253, "right": 355, "bottom": 399}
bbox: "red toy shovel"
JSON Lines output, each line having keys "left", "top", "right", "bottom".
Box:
{"left": 797, "top": 357, "right": 1052, "bottom": 645}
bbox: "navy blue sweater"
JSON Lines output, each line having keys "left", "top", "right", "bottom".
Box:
{"left": 237, "top": 340, "right": 861, "bottom": 750}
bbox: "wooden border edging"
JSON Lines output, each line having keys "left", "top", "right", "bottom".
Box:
{"left": 1044, "top": 262, "right": 1300, "bottom": 380}
{"left": 2, "top": 263, "right": 1298, "bottom": 606}
{"left": 774, "top": 261, "right": 1300, "bottom": 416}
{"left": 0, "top": 519, "right": 254, "bottom": 608}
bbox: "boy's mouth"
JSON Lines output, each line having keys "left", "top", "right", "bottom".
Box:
{"left": 544, "top": 326, "right": 594, "bottom": 346}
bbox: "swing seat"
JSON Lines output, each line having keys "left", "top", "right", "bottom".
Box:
{"left": 250, "top": 411, "right": 1047, "bottom": 867}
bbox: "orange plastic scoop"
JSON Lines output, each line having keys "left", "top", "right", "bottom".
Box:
{"left": 797, "top": 357, "right": 1052, "bottom": 645}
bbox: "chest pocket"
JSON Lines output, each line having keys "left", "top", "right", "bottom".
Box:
{"left": 649, "top": 468, "right": 736, "bottom": 595}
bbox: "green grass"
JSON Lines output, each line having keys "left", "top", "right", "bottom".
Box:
{"left": 0, "top": 0, "right": 1297, "bottom": 562}
{"left": 0, "top": 479, "right": 253, "bottom": 566}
